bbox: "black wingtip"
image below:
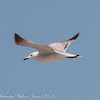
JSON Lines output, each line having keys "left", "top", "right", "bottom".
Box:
{"left": 15, "top": 33, "right": 19, "bottom": 37}
{"left": 76, "top": 55, "right": 80, "bottom": 57}
{"left": 67, "top": 55, "right": 80, "bottom": 58}
{"left": 15, "top": 33, "right": 17, "bottom": 35}
{"left": 15, "top": 33, "right": 18, "bottom": 37}
{"left": 68, "top": 32, "right": 80, "bottom": 41}
{"left": 14, "top": 33, "right": 19, "bottom": 45}
{"left": 14, "top": 33, "right": 23, "bottom": 45}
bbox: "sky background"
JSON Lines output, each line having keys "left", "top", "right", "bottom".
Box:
{"left": 0, "top": 0, "right": 100, "bottom": 100}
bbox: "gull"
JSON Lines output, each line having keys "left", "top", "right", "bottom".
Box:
{"left": 14, "top": 33, "right": 80, "bottom": 62}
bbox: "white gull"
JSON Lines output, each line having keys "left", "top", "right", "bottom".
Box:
{"left": 14, "top": 33, "right": 80, "bottom": 62}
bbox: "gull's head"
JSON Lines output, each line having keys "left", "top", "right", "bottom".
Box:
{"left": 24, "top": 52, "right": 38, "bottom": 60}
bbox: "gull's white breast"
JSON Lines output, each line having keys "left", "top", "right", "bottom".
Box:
{"left": 34, "top": 53, "right": 66, "bottom": 62}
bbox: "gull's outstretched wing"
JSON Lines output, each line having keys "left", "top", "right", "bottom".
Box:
{"left": 49, "top": 33, "right": 79, "bottom": 52}
{"left": 14, "top": 33, "right": 55, "bottom": 54}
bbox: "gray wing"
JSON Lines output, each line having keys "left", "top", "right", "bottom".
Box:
{"left": 49, "top": 33, "right": 79, "bottom": 52}
{"left": 14, "top": 33, "right": 55, "bottom": 54}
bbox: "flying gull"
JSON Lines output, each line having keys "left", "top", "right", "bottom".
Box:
{"left": 14, "top": 33, "right": 80, "bottom": 62}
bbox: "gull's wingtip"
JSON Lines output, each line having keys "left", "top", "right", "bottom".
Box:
{"left": 14, "top": 33, "right": 18, "bottom": 37}
{"left": 77, "top": 32, "right": 80, "bottom": 36}
{"left": 15, "top": 33, "right": 17, "bottom": 35}
{"left": 73, "top": 32, "right": 80, "bottom": 39}
{"left": 68, "top": 32, "right": 80, "bottom": 41}
{"left": 78, "top": 55, "right": 82, "bottom": 57}
{"left": 67, "top": 54, "right": 81, "bottom": 58}
{"left": 14, "top": 33, "right": 18, "bottom": 45}
{"left": 77, "top": 32, "right": 80, "bottom": 35}
{"left": 77, "top": 55, "right": 82, "bottom": 57}
{"left": 14, "top": 33, "right": 23, "bottom": 45}
{"left": 15, "top": 33, "right": 19, "bottom": 37}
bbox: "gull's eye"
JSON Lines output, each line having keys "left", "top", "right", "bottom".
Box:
{"left": 30, "top": 54, "right": 32, "bottom": 56}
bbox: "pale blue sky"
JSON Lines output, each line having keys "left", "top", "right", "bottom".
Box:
{"left": 0, "top": 0, "right": 100, "bottom": 100}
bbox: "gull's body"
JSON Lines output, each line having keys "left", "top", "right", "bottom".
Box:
{"left": 14, "top": 33, "right": 80, "bottom": 62}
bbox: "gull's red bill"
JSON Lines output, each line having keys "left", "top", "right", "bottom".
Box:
{"left": 24, "top": 57, "right": 29, "bottom": 60}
